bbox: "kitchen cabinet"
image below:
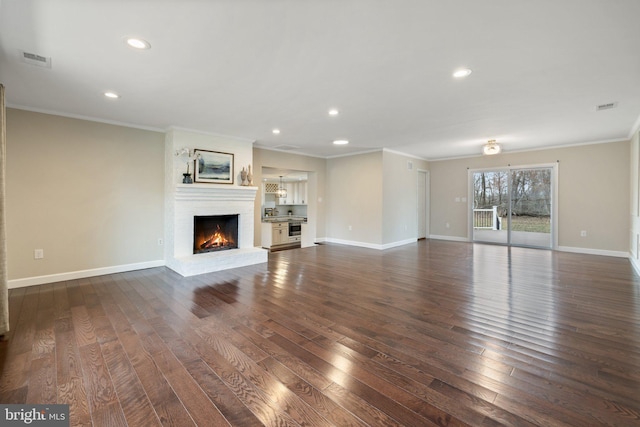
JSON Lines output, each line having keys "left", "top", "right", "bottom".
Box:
{"left": 279, "top": 183, "right": 293, "bottom": 205}
{"left": 262, "top": 220, "right": 304, "bottom": 249}
{"left": 297, "top": 182, "right": 307, "bottom": 205}
{"left": 272, "top": 221, "right": 289, "bottom": 245}
{"left": 278, "top": 182, "right": 307, "bottom": 205}
{"left": 262, "top": 221, "right": 289, "bottom": 248}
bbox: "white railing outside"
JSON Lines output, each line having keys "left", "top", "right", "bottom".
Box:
{"left": 474, "top": 206, "right": 499, "bottom": 230}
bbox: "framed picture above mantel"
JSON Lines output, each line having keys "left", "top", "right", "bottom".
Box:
{"left": 194, "top": 149, "right": 234, "bottom": 184}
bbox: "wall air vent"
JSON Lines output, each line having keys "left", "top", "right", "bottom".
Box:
{"left": 596, "top": 102, "right": 617, "bottom": 111}
{"left": 19, "top": 50, "right": 52, "bottom": 68}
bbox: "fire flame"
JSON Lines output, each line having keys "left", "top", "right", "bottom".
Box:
{"left": 200, "top": 224, "right": 229, "bottom": 249}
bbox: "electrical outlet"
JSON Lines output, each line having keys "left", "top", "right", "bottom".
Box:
{"left": 348, "top": 225, "right": 352, "bottom": 231}
{"left": 446, "top": 222, "right": 450, "bottom": 229}
{"left": 580, "top": 230, "right": 587, "bottom": 237}
{"left": 158, "top": 238, "right": 164, "bottom": 245}
{"left": 34, "top": 249, "right": 44, "bottom": 259}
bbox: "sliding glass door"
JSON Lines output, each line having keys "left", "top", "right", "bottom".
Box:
{"left": 471, "top": 165, "right": 555, "bottom": 249}
{"left": 471, "top": 169, "right": 509, "bottom": 245}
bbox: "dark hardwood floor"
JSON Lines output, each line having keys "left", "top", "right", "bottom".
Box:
{"left": 2, "top": 240, "right": 640, "bottom": 426}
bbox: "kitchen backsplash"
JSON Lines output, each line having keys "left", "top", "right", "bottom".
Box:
{"left": 264, "top": 204, "right": 307, "bottom": 218}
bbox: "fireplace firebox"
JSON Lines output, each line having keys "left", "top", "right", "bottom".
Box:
{"left": 193, "top": 214, "right": 239, "bottom": 254}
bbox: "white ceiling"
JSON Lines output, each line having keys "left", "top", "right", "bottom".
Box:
{"left": 2, "top": 0, "right": 640, "bottom": 160}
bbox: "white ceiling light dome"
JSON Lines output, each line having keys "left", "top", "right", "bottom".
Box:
{"left": 125, "top": 37, "right": 151, "bottom": 50}
{"left": 482, "top": 139, "right": 501, "bottom": 155}
{"left": 453, "top": 68, "right": 472, "bottom": 78}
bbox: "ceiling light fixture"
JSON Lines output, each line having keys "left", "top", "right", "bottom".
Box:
{"left": 453, "top": 68, "right": 472, "bottom": 78}
{"left": 125, "top": 37, "right": 151, "bottom": 50}
{"left": 104, "top": 91, "right": 119, "bottom": 99}
{"left": 333, "top": 140, "right": 349, "bottom": 145}
{"left": 277, "top": 176, "right": 287, "bottom": 198}
{"left": 272, "top": 129, "right": 281, "bottom": 134}
{"left": 482, "top": 139, "right": 501, "bottom": 155}
{"left": 328, "top": 108, "right": 339, "bottom": 116}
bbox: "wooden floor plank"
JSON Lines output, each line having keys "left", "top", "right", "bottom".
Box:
{"left": 2, "top": 240, "right": 640, "bottom": 426}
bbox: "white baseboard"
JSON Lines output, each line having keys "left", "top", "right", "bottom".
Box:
{"left": 556, "top": 246, "right": 629, "bottom": 258}
{"left": 320, "top": 237, "right": 416, "bottom": 251}
{"left": 429, "top": 234, "right": 470, "bottom": 242}
{"left": 381, "top": 238, "right": 418, "bottom": 250}
{"left": 8, "top": 260, "right": 166, "bottom": 289}
{"left": 630, "top": 256, "right": 640, "bottom": 277}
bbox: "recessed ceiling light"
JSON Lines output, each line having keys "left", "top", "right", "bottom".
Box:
{"left": 333, "top": 140, "right": 349, "bottom": 145}
{"left": 453, "top": 68, "right": 472, "bottom": 78}
{"left": 328, "top": 108, "right": 339, "bottom": 116}
{"left": 272, "top": 129, "right": 281, "bottom": 134}
{"left": 104, "top": 91, "right": 119, "bottom": 99}
{"left": 125, "top": 37, "right": 151, "bottom": 50}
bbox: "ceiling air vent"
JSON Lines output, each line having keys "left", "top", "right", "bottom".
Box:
{"left": 596, "top": 102, "right": 617, "bottom": 111}
{"left": 20, "top": 50, "right": 52, "bottom": 68}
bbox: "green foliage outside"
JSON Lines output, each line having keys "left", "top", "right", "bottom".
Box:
{"left": 504, "top": 215, "right": 551, "bottom": 233}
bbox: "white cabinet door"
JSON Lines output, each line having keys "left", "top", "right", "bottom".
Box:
{"left": 298, "top": 182, "right": 307, "bottom": 205}
{"left": 287, "top": 183, "right": 294, "bottom": 205}
{"left": 291, "top": 182, "right": 299, "bottom": 204}
{"left": 276, "top": 223, "right": 290, "bottom": 245}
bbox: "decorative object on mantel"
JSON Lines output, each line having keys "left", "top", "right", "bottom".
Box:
{"left": 175, "top": 148, "right": 201, "bottom": 184}
{"left": 194, "top": 149, "right": 234, "bottom": 184}
{"left": 240, "top": 165, "right": 254, "bottom": 186}
{"left": 240, "top": 167, "right": 248, "bottom": 186}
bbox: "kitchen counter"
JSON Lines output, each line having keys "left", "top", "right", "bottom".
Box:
{"left": 262, "top": 216, "right": 307, "bottom": 223}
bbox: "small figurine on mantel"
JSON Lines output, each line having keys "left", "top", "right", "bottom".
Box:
{"left": 240, "top": 167, "right": 248, "bottom": 186}
{"left": 240, "top": 165, "right": 254, "bottom": 186}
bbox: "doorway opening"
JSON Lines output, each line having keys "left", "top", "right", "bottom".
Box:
{"left": 417, "top": 170, "right": 429, "bottom": 239}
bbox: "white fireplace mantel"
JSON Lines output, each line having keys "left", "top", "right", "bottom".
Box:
{"left": 174, "top": 184, "right": 259, "bottom": 201}
{"left": 166, "top": 184, "right": 267, "bottom": 276}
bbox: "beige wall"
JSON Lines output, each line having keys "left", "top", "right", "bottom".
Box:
{"left": 6, "top": 108, "right": 632, "bottom": 285}
{"left": 630, "top": 130, "right": 640, "bottom": 268}
{"left": 326, "top": 151, "right": 383, "bottom": 245}
{"left": 254, "top": 148, "right": 429, "bottom": 248}
{"left": 6, "top": 109, "right": 165, "bottom": 282}
{"left": 252, "top": 148, "right": 327, "bottom": 245}
{"left": 382, "top": 150, "right": 429, "bottom": 244}
{"left": 429, "top": 140, "right": 630, "bottom": 253}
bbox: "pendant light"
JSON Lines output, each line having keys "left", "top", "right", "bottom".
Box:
{"left": 277, "top": 176, "right": 287, "bottom": 198}
{"left": 482, "top": 139, "right": 501, "bottom": 155}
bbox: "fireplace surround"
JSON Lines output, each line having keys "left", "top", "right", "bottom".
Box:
{"left": 164, "top": 130, "right": 267, "bottom": 277}
{"left": 165, "top": 185, "right": 267, "bottom": 276}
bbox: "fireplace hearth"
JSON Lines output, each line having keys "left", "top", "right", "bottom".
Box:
{"left": 193, "top": 214, "right": 238, "bottom": 254}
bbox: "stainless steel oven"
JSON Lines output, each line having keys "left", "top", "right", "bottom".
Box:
{"left": 288, "top": 221, "right": 302, "bottom": 237}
